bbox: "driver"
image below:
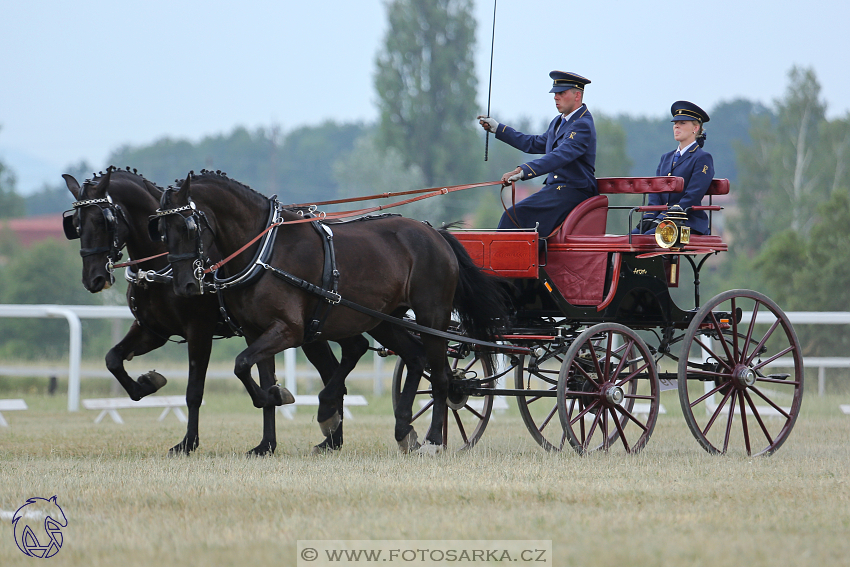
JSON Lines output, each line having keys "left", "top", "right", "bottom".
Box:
{"left": 477, "top": 71, "right": 598, "bottom": 240}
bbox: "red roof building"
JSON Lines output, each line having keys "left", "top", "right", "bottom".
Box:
{"left": 1, "top": 214, "right": 66, "bottom": 247}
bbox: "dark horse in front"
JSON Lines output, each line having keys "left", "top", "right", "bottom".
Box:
{"left": 155, "top": 171, "right": 508, "bottom": 452}
{"left": 64, "top": 167, "right": 372, "bottom": 455}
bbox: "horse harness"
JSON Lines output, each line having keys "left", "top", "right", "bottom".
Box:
{"left": 151, "top": 197, "right": 529, "bottom": 354}
{"left": 63, "top": 194, "right": 125, "bottom": 284}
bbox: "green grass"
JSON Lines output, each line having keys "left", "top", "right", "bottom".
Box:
{"left": 1, "top": 387, "right": 849, "bottom": 567}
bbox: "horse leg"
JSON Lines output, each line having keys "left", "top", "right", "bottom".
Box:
{"left": 308, "top": 336, "right": 370, "bottom": 453}
{"left": 248, "top": 357, "right": 280, "bottom": 456}
{"left": 420, "top": 334, "right": 451, "bottom": 453}
{"left": 105, "top": 321, "right": 169, "bottom": 401}
{"left": 368, "top": 323, "right": 428, "bottom": 453}
{"left": 234, "top": 322, "right": 296, "bottom": 409}
{"left": 168, "top": 326, "right": 214, "bottom": 456}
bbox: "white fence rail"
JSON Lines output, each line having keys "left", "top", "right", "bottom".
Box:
{"left": 0, "top": 305, "right": 848, "bottom": 412}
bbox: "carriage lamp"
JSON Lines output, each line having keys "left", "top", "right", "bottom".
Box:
{"left": 654, "top": 206, "right": 691, "bottom": 249}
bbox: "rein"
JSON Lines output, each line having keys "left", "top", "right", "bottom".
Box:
{"left": 203, "top": 179, "right": 505, "bottom": 275}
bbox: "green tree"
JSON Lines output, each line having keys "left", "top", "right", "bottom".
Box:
{"left": 375, "top": 0, "right": 482, "bottom": 192}
{"left": 730, "top": 67, "right": 834, "bottom": 257}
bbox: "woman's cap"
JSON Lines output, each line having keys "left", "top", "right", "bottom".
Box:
{"left": 671, "top": 101, "right": 710, "bottom": 123}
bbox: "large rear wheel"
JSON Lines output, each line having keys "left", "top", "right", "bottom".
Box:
{"left": 677, "top": 289, "right": 804, "bottom": 455}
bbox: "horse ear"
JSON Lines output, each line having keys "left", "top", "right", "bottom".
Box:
{"left": 176, "top": 175, "right": 191, "bottom": 201}
{"left": 93, "top": 167, "right": 112, "bottom": 192}
{"left": 63, "top": 174, "right": 81, "bottom": 199}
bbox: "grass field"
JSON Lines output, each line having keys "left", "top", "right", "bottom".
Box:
{"left": 1, "top": 380, "right": 849, "bottom": 567}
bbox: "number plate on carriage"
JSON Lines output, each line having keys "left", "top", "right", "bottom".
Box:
{"left": 452, "top": 231, "right": 539, "bottom": 278}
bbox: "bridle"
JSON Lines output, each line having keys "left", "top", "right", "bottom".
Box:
{"left": 63, "top": 193, "right": 125, "bottom": 285}
{"left": 148, "top": 197, "right": 216, "bottom": 293}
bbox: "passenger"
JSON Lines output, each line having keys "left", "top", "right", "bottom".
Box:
{"left": 634, "top": 101, "right": 715, "bottom": 235}
{"left": 477, "top": 71, "right": 597, "bottom": 240}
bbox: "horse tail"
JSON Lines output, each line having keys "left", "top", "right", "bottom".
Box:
{"left": 437, "top": 227, "right": 511, "bottom": 349}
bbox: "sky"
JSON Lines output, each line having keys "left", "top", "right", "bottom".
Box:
{"left": 1, "top": 0, "right": 849, "bottom": 195}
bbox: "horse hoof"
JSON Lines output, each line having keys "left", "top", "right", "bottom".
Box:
{"left": 270, "top": 384, "right": 295, "bottom": 406}
{"left": 319, "top": 412, "right": 342, "bottom": 437}
{"left": 417, "top": 442, "right": 444, "bottom": 457}
{"left": 138, "top": 371, "right": 167, "bottom": 392}
{"left": 397, "top": 429, "right": 420, "bottom": 454}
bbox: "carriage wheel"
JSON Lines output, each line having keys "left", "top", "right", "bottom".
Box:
{"left": 391, "top": 348, "right": 494, "bottom": 451}
{"left": 677, "top": 289, "right": 804, "bottom": 456}
{"left": 515, "top": 341, "right": 570, "bottom": 451}
{"left": 557, "top": 323, "right": 660, "bottom": 454}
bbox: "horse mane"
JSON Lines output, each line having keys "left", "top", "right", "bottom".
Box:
{"left": 163, "top": 169, "right": 268, "bottom": 208}
{"left": 80, "top": 165, "right": 163, "bottom": 199}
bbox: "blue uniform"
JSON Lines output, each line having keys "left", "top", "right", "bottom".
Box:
{"left": 642, "top": 144, "right": 714, "bottom": 235}
{"left": 495, "top": 104, "right": 598, "bottom": 238}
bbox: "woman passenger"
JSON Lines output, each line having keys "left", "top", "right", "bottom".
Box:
{"left": 635, "top": 101, "right": 715, "bottom": 235}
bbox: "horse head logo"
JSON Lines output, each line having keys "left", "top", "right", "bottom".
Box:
{"left": 12, "top": 496, "right": 67, "bottom": 558}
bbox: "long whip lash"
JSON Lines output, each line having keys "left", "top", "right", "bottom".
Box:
{"left": 484, "top": 0, "right": 497, "bottom": 161}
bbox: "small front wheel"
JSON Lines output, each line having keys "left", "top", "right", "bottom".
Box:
{"left": 557, "top": 323, "right": 660, "bottom": 454}
{"left": 391, "top": 348, "right": 494, "bottom": 451}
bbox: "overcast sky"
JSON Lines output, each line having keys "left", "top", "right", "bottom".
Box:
{"left": 2, "top": 0, "right": 849, "bottom": 194}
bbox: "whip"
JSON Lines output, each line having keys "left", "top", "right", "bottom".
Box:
{"left": 484, "top": 0, "right": 497, "bottom": 161}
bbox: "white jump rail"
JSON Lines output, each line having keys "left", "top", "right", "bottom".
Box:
{"left": 82, "top": 395, "right": 201, "bottom": 424}
{"left": 0, "top": 399, "right": 28, "bottom": 427}
{"left": 277, "top": 395, "right": 368, "bottom": 420}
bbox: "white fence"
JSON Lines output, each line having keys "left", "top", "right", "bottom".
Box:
{"left": 0, "top": 305, "right": 848, "bottom": 412}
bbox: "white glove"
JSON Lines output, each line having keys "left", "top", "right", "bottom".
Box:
{"left": 506, "top": 171, "right": 522, "bottom": 184}
{"left": 477, "top": 115, "right": 498, "bottom": 132}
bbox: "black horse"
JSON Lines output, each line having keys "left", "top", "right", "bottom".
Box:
{"left": 63, "top": 167, "right": 369, "bottom": 455}
{"left": 154, "top": 171, "right": 508, "bottom": 452}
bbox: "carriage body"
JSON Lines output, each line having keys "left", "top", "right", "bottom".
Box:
{"left": 395, "top": 177, "right": 804, "bottom": 456}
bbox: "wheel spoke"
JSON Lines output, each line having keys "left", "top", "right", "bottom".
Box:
{"left": 453, "top": 409, "right": 469, "bottom": 444}
{"left": 755, "top": 377, "right": 801, "bottom": 386}
{"left": 615, "top": 359, "right": 650, "bottom": 386}
{"left": 690, "top": 380, "right": 730, "bottom": 408}
{"left": 569, "top": 399, "right": 601, "bottom": 426}
{"left": 584, "top": 408, "right": 602, "bottom": 448}
{"left": 742, "top": 390, "right": 774, "bottom": 445}
{"left": 610, "top": 339, "right": 635, "bottom": 381}
{"left": 460, "top": 403, "right": 484, "bottom": 421}
{"left": 749, "top": 386, "right": 792, "bottom": 419}
{"left": 602, "top": 409, "right": 610, "bottom": 451}
{"left": 693, "top": 336, "right": 733, "bottom": 372}
{"left": 589, "top": 337, "right": 605, "bottom": 383}
{"left": 611, "top": 407, "right": 631, "bottom": 452}
{"left": 722, "top": 390, "right": 737, "bottom": 454}
{"left": 612, "top": 404, "right": 649, "bottom": 432}
{"left": 742, "top": 301, "right": 760, "bottom": 361}
{"left": 709, "top": 312, "right": 735, "bottom": 366}
{"left": 701, "top": 386, "right": 734, "bottom": 437}
{"left": 738, "top": 390, "right": 751, "bottom": 456}
{"left": 751, "top": 345, "right": 795, "bottom": 371}
{"left": 745, "top": 319, "right": 781, "bottom": 366}
{"left": 411, "top": 399, "right": 434, "bottom": 422}
{"left": 731, "top": 298, "right": 740, "bottom": 362}
{"left": 538, "top": 404, "right": 558, "bottom": 433}
{"left": 622, "top": 393, "right": 655, "bottom": 401}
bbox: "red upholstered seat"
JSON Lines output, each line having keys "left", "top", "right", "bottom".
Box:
{"left": 545, "top": 195, "right": 609, "bottom": 305}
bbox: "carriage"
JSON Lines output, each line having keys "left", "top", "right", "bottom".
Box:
{"left": 85, "top": 167, "right": 802, "bottom": 457}
{"left": 391, "top": 176, "right": 804, "bottom": 456}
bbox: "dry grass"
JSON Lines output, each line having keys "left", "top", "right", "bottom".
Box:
{"left": 1, "top": 389, "right": 848, "bottom": 567}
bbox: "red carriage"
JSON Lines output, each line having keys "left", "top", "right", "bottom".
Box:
{"left": 392, "top": 176, "right": 804, "bottom": 456}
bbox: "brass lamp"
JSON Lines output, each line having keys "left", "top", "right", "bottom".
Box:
{"left": 654, "top": 205, "right": 691, "bottom": 249}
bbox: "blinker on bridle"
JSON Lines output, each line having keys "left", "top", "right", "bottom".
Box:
{"left": 63, "top": 194, "right": 124, "bottom": 283}
{"left": 148, "top": 197, "right": 211, "bottom": 292}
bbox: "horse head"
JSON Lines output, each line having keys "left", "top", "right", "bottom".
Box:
{"left": 153, "top": 174, "right": 215, "bottom": 297}
{"left": 63, "top": 167, "right": 128, "bottom": 292}
{"left": 12, "top": 496, "right": 67, "bottom": 559}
